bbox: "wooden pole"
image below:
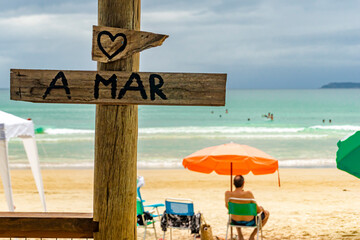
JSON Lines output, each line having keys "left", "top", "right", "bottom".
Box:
{"left": 230, "top": 162, "right": 233, "bottom": 239}
{"left": 94, "top": 0, "right": 140, "bottom": 239}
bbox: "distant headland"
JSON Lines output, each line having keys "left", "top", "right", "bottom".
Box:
{"left": 321, "top": 82, "right": 360, "bottom": 88}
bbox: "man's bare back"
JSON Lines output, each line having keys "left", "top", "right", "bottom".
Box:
{"left": 225, "top": 175, "right": 270, "bottom": 240}
{"left": 225, "top": 188, "right": 257, "bottom": 221}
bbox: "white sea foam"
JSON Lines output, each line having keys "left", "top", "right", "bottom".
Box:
{"left": 309, "top": 125, "right": 360, "bottom": 131}
{"left": 39, "top": 125, "right": 358, "bottom": 137}
{"left": 8, "top": 158, "right": 336, "bottom": 169}
{"left": 35, "top": 137, "right": 94, "bottom": 142}
{"left": 279, "top": 159, "right": 336, "bottom": 168}
{"left": 139, "top": 126, "right": 305, "bottom": 134}
{"left": 138, "top": 158, "right": 337, "bottom": 169}
{"left": 139, "top": 125, "right": 359, "bottom": 136}
{"left": 137, "top": 159, "right": 183, "bottom": 169}
{"left": 9, "top": 162, "right": 94, "bottom": 169}
{"left": 139, "top": 134, "right": 328, "bottom": 140}
{"left": 44, "top": 128, "right": 94, "bottom": 135}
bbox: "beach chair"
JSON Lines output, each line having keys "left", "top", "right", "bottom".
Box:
{"left": 225, "top": 197, "right": 263, "bottom": 240}
{"left": 137, "top": 198, "right": 158, "bottom": 240}
{"left": 137, "top": 186, "right": 164, "bottom": 220}
{"left": 162, "top": 198, "right": 197, "bottom": 240}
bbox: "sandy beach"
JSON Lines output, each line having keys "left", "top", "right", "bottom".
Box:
{"left": 1, "top": 168, "right": 360, "bottom": 239}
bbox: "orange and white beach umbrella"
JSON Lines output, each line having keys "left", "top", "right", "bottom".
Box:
{"left": 183, "top": 142, "right": 280, "bottom": 188}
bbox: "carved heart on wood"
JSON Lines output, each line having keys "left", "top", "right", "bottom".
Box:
{"left": 97, "top": 31, "right": 127, "bottom": 60}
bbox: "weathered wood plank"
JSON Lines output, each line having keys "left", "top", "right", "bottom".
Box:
{"left": 11, "top": 69, "right": 227, "bottom": 106}
{"left": 0, "top": 212, "right": 98, "bottom": 238}
{"left": 92, "top": 25, "right": 168, "bottom": 63}
{"left": 94, "top": 0, "right": 140, "bottom": 239}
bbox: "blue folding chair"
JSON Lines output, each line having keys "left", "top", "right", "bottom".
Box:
{"left": 162, "top": 198, "right": 196, "bottom": 240}
{"left": 137, "top": 186, "right": 164, "bottom": 220}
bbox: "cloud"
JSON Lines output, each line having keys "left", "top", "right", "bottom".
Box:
{"left": 1, "top": 0, "right": 360, "bottom": 89}
{"left": 0, "top": 13, "right": 94, "bottom": 43}
{"left": 140, "top": 0, "right": 360, "bottom": 87}
{"left": 0, "top": 1, "right": 96, "bottom": 16}
{"left": 0, "top": 11, "right": 96, "bottom": 87}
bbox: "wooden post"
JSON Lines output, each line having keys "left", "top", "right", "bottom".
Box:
{"left": 94, "top": 0, "right": 140, "bottom": 239}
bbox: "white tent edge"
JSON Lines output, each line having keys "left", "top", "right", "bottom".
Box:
{"left": 0, "top": 111, "right": 46, "bottom": 212}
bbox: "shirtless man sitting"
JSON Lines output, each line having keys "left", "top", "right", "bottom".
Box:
{"left": 225, "top": 175, "right": 269, "bottom": 240}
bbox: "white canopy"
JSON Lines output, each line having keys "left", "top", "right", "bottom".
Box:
{"left": 0, "top": 111, "right": 46, "bottom": 211}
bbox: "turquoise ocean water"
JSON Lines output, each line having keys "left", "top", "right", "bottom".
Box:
{"left": 1, "top": 88, "right": 360, "bottom": 169}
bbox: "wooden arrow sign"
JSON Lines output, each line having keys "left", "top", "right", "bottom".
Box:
{"left": 92, "top": 25, "right": 168, "bottom": 63}
{"left": 11, "top": 69, "right": 226, "bottom": 106}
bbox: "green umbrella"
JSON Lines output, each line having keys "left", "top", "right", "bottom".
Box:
{"left": 336, "top": 131, "right": 360, "bottom": 178}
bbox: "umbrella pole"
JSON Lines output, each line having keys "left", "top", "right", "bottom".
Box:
{"left": 278, "top": 169, "right": 281, "bottom": 187}
{"left": 230, "top": 162, "right": 233, "bottom": 239}
{"left": 230, "top": 162, "right": 233, "bottom": 191}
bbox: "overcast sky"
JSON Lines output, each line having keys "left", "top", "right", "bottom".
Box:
{"left": 0, "top": 0, "right": 359, "bottom": 89}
